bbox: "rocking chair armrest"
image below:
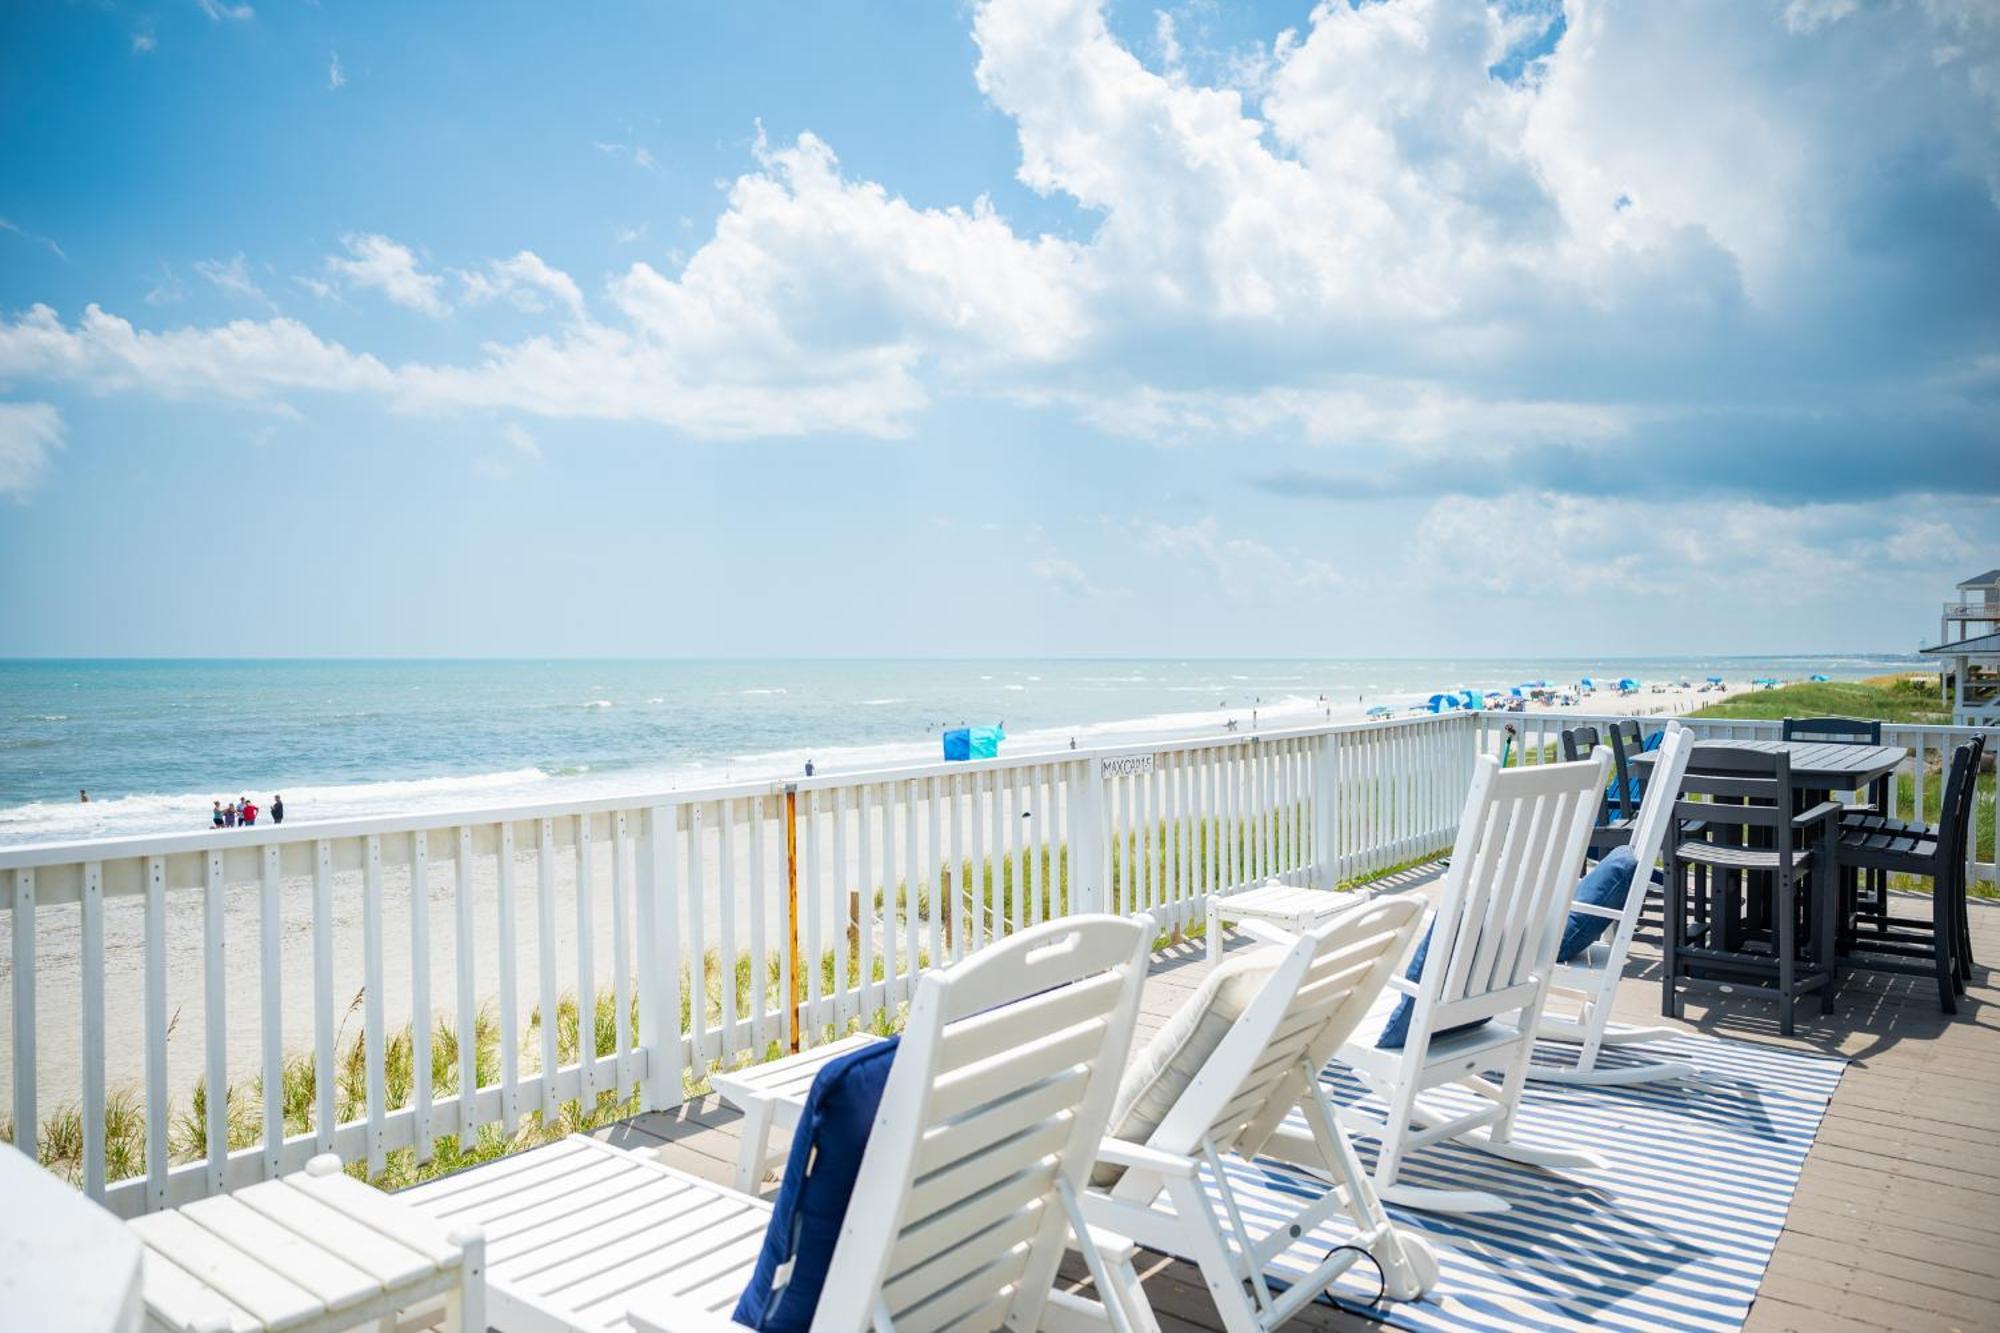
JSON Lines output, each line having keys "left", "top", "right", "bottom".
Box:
{"left": 1092, "top": 1138, "right": 1201, "bottom": 1180}
{"left": 629, "top": 1293, "right": 748, "bottom": 1333}
{"left": 1568, "top": 902, "right": 1623, "bottom": 921}
{"left": 1385, "top": 975, "right": 1421, "bottom": 998}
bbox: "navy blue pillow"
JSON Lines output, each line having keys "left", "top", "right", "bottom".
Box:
{"left": 1375, "top": 924, "right": 1491, "bottom": 1050}
{"left": 1556, "top": 847, "right": 1639, "bottom": 963}
{"left": 732, "top": 1037, "right": 899, "bottom": 1332}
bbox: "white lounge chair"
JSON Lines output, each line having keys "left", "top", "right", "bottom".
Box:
{"left": 1534, "top": 722, "right": 1697, "bottom": 1085}
{"left": 404, "top": 915, "right": 1161, "bottom": 1332}
{"left": 1265, "top": 750, "right": 1612, "bottom": 1214}
{"left": 1079, "top": 894, "right": 1437, "bottom": 1333}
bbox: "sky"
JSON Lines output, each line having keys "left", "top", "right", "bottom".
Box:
{"left": 0, "top": 0, "right": 1995, "bottom": 659}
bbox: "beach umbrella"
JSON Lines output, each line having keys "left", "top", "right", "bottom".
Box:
{"left": 1810, "top": 673, "right": 1830, "bottom": 682}
{"left": 1426, "top": 693, "right": 1460, "bottom": 712}
{"left": 1706, "top": 676, "right": 1724, "bottom": 684}
{"left": 1367, "top": 705, "right": 1394, "bottom": 718}
{"left": 1617, "top": 677, "right": 1638, "bottom": 691}
{"left": 1579, "top": 677, "right": 1595, "bottom": 688}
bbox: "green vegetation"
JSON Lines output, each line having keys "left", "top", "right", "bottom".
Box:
{"left": 1687, "top": 674, "right": 1950, "bottom": 725}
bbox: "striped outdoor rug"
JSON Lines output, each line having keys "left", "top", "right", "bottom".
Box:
{"left": 1201, "top": 1033, "right": 1845, "bottom": 1332}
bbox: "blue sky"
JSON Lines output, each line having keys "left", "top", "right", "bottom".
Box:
{"left": 0, "top": 0, "right": 1994, "bottom": 658}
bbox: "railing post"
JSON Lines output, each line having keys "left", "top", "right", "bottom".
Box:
{"left": 784, "top": 787, "right": 802, "bottom": 1055}
{"left": 1069, "top": 756, "right": 1108, "bottom": 914}
{"left": 636, "top": 804, "right": 685, "bottom": 1112}
{"left": 1312, "top": 733, "right": 1339, "bottom": 889}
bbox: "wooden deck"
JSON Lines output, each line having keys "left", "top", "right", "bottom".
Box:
{"left": 585, "top": 866, "right": 2000, "bottom": 1333}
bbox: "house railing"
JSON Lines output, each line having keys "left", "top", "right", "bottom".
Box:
{"left": 0, "top": 710, "right": 1479, "bottom": 1217}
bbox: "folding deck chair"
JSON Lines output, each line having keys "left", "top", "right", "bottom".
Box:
{"left": 1078, "top": 894, "right": 1437, "bottom": 1333}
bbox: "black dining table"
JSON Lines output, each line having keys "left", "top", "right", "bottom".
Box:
{"left": 1631, "top": 738, "right": 1907, "bottom": 798}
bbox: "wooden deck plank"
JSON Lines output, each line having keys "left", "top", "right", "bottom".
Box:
{"left": 490, "top": 867, "right": 1997, "bottom": 1333}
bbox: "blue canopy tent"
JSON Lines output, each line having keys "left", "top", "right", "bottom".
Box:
{"left": 942, "top": 724, "right": 1005, "bottom": 761}
{"left": 1458, "top": 689, "right": 1483, "bottom": 710}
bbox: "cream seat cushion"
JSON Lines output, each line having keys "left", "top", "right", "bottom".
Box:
{"left": 1091, "top": 945, "right": 1284, "bottom": 1187}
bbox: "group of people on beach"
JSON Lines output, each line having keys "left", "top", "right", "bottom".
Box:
{"left": 212, "top": 795, "right": 283, "bottom": 828}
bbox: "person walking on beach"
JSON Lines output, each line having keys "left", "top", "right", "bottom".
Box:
{"left": 223, "top": 801, "right": 237, "bottom": 828}
{"left": 240, "top": 796, "right": 258, "bottom": 827}
{"left": 79, "top": 789, "right": 89, "bottom": 803}
{"left": 271, "top": 794, "right": 284, "bottom": 825}
{"left": 213, "top": 800, "right": 225, "bottom": 828}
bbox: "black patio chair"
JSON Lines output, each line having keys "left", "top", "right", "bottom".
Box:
{"left": 1782, "top": 716, "right": 1883, "bottom": 745}
{"left": 1834, "top": 736, "right": 1983, "bottom": 1011}
{"left": 1662, "top": 745, "right": 1842, "bottom": 1036}
{"left": 1563, "top": 724, "right": 1630, "bottom": 853}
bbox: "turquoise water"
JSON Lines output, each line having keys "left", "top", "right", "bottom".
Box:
{"left": 0, "top": 655, "right": 1922, "bottom": 844}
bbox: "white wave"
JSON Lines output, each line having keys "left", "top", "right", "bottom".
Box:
{"left": 739, "top": 688, "right": 787, "bottom": 696}
{"left": 860, "top": 697, "right": 906, "bottom": 706}
{"left": 646, "top": 697, "right": 665, "bottom": 704}
{"left": 1004, "top": 684, "right": 1026, "bottom": 691}
{"left": 584, "top": 699, "right": 613, "bottom": 709}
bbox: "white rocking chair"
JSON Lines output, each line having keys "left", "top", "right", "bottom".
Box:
{"left": 1079, "top": 894, "right": 1437, "bottom": 1333}
{"left": 408, "top": 915, "right": 1162, "bottom": 1332}
{"left": 1534, "top": 721, "right": 1698, "bottom": 1086}
{"left": 1266, "top": 749, "right": 1612, "bottom": 1214}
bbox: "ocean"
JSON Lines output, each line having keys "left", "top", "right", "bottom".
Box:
{"left": 0, "top": 655, "right": 1923, "bottom": 846}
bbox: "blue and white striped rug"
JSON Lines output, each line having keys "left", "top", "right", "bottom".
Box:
{"left": 1198, "top": 1034, "right": 1845, "bottom": 1332}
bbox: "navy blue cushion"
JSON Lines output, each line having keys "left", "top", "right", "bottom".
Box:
{"left": 732, "top": 1037, "right": 899, "bottom": 1332}
{"left": 1375, "top": 924, "right": 1492, "bottom": 1050}
{"left": 1556, "top": 847, "right": 1639, "bottom": 963}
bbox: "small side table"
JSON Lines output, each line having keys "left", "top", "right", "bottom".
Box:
{"left": 1206, "top": 880, "right": 1374, "bottom": 964}
{"left": 133, "top": 1154, "right": 484, "bottom": 1333}
{"left": 710, "top": 1032, "right": 884, "bottom": 1193}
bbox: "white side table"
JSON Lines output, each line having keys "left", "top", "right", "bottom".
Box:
{"left": 132, "top": 1155, "right": 484, "bottom": 1333}
{"left": 710, "top": 1032, "right": 885, "bottom": 1193}
{"left": 1206, "top": 880, "right": 1374, "bottom": 964}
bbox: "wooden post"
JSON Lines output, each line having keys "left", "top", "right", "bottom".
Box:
{"left": 785, "top": 788, "right": 801, "bottom": 1054}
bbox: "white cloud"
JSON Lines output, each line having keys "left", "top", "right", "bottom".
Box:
{"left": 326, "top": 234, "right": 449, "bottom": 317}
{"left": 0, "top": 218, "right": 65, "bottom": 261}
{"left": 1137, "top": 517, "right": 1340, "bottom": 601}
{"left": 0, "top": 304, "right": 393, "bottom": 402}
{"left": 195, "top": 0, "right": 254, "bottom": 21}
{"left": 456, "top": 251, "right": 585, "bottom": 318}
{"left": 195, "top": 254, "right": 273, "bottom": 307}
{"left": 132, "top": 27, "right": 157, "bottom": 54}
{"left": 595, "top": 141, "right": 656, "bottom": 170}
{"left": 475, "top": 423, "right": 542, "bottom": 480}
{"left": 328, "top": 51, "right": 345, "bottom": 91}
{"left": 0, "top": 402, "right": 63, "bottom": 499}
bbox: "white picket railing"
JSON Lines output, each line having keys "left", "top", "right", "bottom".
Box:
{"left": 0, "top": 711, "right": 1480, "bottom": 1218}
{"left": 10, "top": 704, "right": 1984, "bottom": 1220}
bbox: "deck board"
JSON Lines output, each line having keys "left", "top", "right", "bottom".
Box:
{"left": 586, "top": 867, "right": 1999, "bottom": 1332}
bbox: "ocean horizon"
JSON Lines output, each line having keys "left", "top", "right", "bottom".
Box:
{"left": 0, "top": 653, "right": 1925, "bottom": 846}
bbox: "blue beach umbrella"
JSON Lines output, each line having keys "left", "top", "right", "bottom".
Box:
{"left": 1579, "top": 677, "right": 1596, "bottom": 688}
{"left": 1706, "top": 676, "right": 1724, "bottom": 684}
{"left": 1426, "top": 693, "right": 1460, "bottom": 712}
{"left": 1617, "top": 677, "right": 1638, "bottom": 691}
{"left": 1810, "top": 673, "right": 1831, "bottom": 682}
